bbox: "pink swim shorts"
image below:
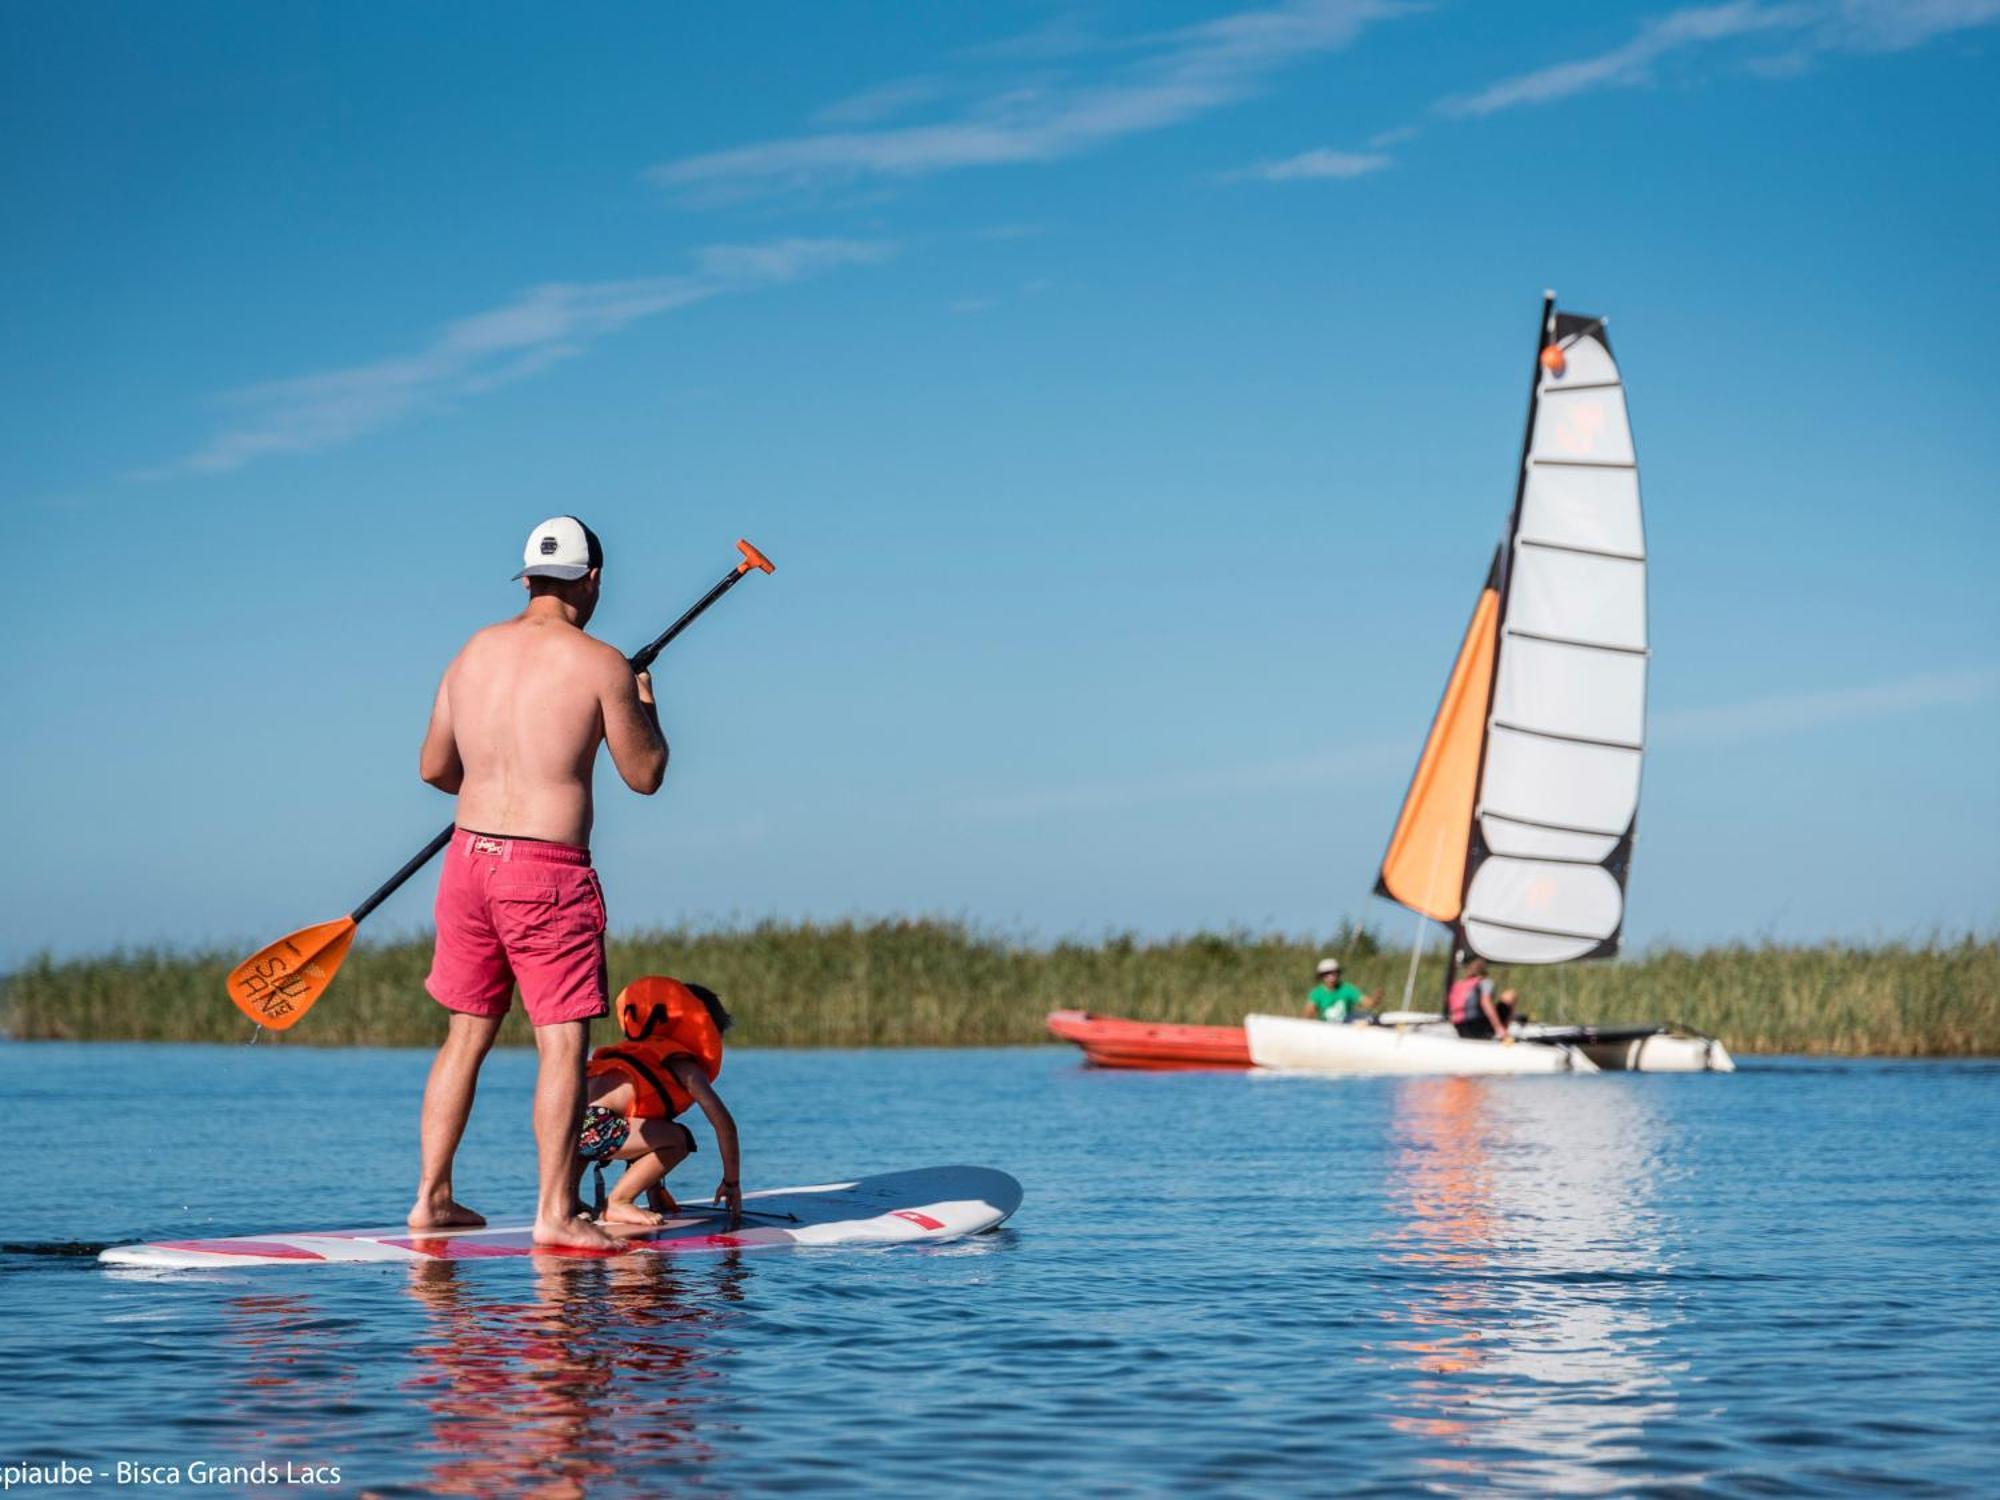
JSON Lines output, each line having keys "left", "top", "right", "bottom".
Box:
{"left": 425, "top": 829, "right": 609, "bottom": 1027}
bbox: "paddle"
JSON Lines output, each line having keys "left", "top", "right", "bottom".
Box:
{"left": 228, "top": 538, "right": 776, "bottom": 1033}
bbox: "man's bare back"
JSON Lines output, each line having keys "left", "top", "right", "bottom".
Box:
{"left": 411, "top": 532, "right": 669, "bottom": 1254}
{"left": 420, "top": 599, "right": 666, "bottom": 846}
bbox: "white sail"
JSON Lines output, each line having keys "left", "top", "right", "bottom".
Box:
{"left": 1462, "top": 310, "right": 1647, "bottom": 964}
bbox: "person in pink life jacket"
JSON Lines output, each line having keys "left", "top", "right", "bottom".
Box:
{"left": 1445, "top": 956, "right": 1523, "bottom": 1042}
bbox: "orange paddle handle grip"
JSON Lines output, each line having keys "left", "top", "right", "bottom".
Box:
{"left": 629, "top": 537, "right": 776, "bottom": 672}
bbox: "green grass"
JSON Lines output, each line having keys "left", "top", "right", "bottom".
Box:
{"left": 3, "top": 920, "right": 1995, "bottom": 1055}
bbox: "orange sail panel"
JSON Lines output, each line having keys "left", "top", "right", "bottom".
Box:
{"left": 1376, "top": 581, "right": 1499, "bottom": 922}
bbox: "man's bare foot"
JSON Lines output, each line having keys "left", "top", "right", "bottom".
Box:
{"left": 409, "top": 1195, "right": 486, "bottom": 1230}
{"left": 532, "top": 1212, "right": 620, "bottom": 1252}
{"left": 601, "top": 1201, "right": 665, "bottom": 1227}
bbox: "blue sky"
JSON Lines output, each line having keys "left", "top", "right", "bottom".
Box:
{"left": 4, "top": 1, "right": 1997, "bottom": 966}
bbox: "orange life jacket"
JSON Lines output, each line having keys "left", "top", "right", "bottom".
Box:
{"left": 586, "top": 976, "right": 723, "bottom": 1120}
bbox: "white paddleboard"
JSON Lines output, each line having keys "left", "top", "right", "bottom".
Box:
{"left": 100, "top": 1165, "right": 1021, "bottom": 1270}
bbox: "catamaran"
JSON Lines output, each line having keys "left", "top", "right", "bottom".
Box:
{"left": 1248, "top": 294, "right": 1732, "bottom": 1077}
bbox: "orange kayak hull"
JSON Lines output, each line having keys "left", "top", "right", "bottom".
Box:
{"left": 1045, "top": 1010, "right": 1251, "bottom": 1071}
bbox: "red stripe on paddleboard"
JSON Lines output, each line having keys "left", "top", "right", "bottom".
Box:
{"left": 631, "top": 1226, "right": 795, "bottom": 1252}
{"left": 891, "top": 1211, "right": 945, "bottom": 1230}
{"left": 155, "top": 1239, "right": 326, "bottom": 1260}
{"left": 651, "top": 1232, "right": 755, "bottom": 1250}
{"left": 380, "top": 1233, "right": 558, "bottom": 1259}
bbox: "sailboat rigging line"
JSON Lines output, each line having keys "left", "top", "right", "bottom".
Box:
{"left": 1504, "top": 628, "right": 1648, "bottom": 657}
{"left": 1537, "top": 380, "right": 1623, "bottom": 393}
{"left": 1529, "top": 458, "right": 1638, "bottom": 470}
{"left": 1399, "top": 824, "right": 1450, "bottom": 1011}
{"left": 1482, "top": 808, "right": 1627, "bottom": 839}
{"left": 1490, "top": 720, "right": 1644, "bottom": 753}
{"left": 1517, "top": 537, "right": 1645, "bottom": 564}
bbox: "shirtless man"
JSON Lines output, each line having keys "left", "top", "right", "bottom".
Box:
{"left": 408, "top": 516, "right": 667, "bottom": 1250}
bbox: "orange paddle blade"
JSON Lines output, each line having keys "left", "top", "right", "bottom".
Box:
{"left": 227, "top": 917, "right": 358, "bottom": 1031}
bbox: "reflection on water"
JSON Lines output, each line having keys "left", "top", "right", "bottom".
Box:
{"left": 403, "top": 1254, "right": 747, "bottom": 1496}
{"left": 1379, "top": 1078, "right": 1677, "bottom": 1492}
{"left": 213, "top": 1292, "right": 366, "bottom": 1462}
{"left": 203, "top": 1255, "right": 748, "bottom": 1498}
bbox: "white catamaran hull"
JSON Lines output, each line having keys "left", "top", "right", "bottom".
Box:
{"left": 1245, "top": 1014, "right": 1597, "bottom": 1076}
{"left": 1516, "top": 1025, "right": 1736, "bottom": 1073}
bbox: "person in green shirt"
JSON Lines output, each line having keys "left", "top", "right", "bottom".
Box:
{"left": 1305, "top": 957, "right": 1378, "bottom": 1023}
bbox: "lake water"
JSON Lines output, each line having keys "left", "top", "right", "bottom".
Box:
{"left": 1, "top": 1043, "right": 1996, "bottom": 1496}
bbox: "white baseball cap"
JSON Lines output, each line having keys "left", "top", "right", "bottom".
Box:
{"left": 513, "top": 515, "right": 604, "bottom": 581}
{"left": 1315, "top": 957, "right": 1341, "bottom": 975}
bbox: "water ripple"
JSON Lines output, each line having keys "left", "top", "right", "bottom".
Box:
{"left": 2, "top": 1045, "right": 1997, "bottom": 1494}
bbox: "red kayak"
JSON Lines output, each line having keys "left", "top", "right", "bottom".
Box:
{"left": 1046, "top": 1010, "right": 1251, "bottom": 1071}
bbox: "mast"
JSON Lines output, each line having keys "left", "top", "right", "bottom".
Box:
{"left": 1438, "top": 292, "right": 1556, "bottom": 1009}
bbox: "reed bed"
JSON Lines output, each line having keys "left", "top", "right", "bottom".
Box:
{"left": 3, "top": 921, "right": 1994, "bottom": 1056}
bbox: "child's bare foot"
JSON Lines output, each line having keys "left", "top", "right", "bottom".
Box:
{"left": 408, "top": 1195, "right": 486, "bottom": 1230}
{"left": 602, "top": 1200, "right": 665, "bottom": 1227}
{"left": 532, "top": 1212, "right": 619, "bottom": 1252}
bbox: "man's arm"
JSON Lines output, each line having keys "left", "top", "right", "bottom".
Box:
{"left": 1480, "top": 981, "right": 1511, "bottom": 1042}
{"left": 600, "top": 654, "right": 668, "bottom": 795}
{"left": 419, "top": 669, "right": 463, "bottom": 793}
{"left": 672, "top": 1062, "right": 740, "bottom": 1226}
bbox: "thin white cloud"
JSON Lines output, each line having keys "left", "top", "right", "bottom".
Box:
{"left": 1442, "top": 1, "right": 1809, "bottom": 117}
{"left": 947, "top": 276, "right": 1058, "bottom": 315}
{"left": 1819, "top": 0, "right": 2000, "bottom": 51}
{"left": 152, "top": 239, "right": 893, "bottom": 476}
{"left": 649, "top": 0, "right": 1408, "bottom": 198}
{"left": 812, "top": 76, "right": 952, "bottom": 127}
{"left": 952, "top": 668, "right": 1996, "bottom": 819}
{"left": 953, "top": 13, "right": 1110, "bottom": 64}
{"left": 1442, "top": 0, "right": 2000, "bottom": 118}
{"left": 1227, "top": 146, "right": 1392, "bottom": 181}
{"left": 1653, "top": 668, "right": 1999, "bottom": 746}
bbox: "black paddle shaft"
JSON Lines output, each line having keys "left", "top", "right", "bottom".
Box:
{"left": 346, "top": 550, "right": 770, "bottom": 926}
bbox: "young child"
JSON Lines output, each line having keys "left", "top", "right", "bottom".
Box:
{"left": 574, "top": 975, "right": 742, "bottom": 1228}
